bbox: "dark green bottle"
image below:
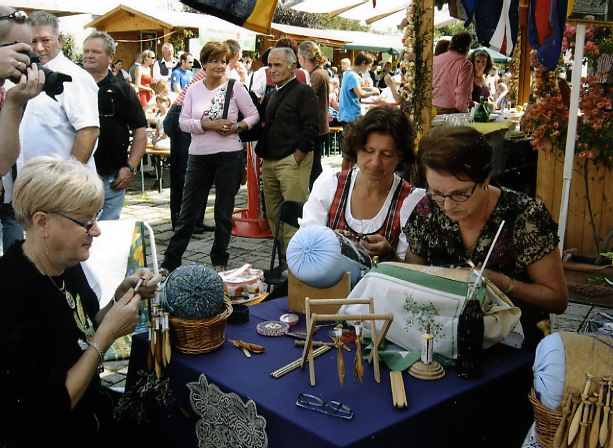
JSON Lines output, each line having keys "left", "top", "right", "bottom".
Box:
{"left": 474, "top": 96, "right": 489, "bottom": 123}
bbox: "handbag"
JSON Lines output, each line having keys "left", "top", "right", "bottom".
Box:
{"left": 223, "top": 79, "right": 262, "bottom": 142}
{"left": 338, "top": 262, "right": 523, "bottom": 359}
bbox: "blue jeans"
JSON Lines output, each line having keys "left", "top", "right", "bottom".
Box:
{"left": 99, "top": 174, "right": 125, "bottom": 220}
{"left": 162, "top": 151, "right": 243, "bottom": 270}
{"left": 0, "top": 203, "right": 23, "bottom": 254}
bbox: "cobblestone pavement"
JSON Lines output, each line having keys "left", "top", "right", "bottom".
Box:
{"left": 100, "top": 154, "right": 610, "bottom": 389}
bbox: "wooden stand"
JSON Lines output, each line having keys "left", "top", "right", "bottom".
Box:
{"left": 288, "top": 270, "right": 351, "bottom": 314}
{"left": 299, "top": 297, "right": 393, "bottom": 386}
{"left": 408, "top": 361, "right": 445, "bottom": 381}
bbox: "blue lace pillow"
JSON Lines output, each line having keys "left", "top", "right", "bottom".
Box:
{"left": 161, "top": 264, "right": 225, "bottom": 319}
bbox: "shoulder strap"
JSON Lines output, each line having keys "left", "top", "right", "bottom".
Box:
{"left": 222, "top": 79, "right": 236, "bottom": 120}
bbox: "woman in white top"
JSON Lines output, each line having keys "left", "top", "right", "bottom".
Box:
{"left": 300, "top": 106, "right": 425, "bottom": 261}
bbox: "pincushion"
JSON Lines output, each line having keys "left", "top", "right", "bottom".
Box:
{"left": 286, "top": 225, "right": 371, "bottom": 289}
{"left": 161, "top": 264, "right": 225, "bottom": 319}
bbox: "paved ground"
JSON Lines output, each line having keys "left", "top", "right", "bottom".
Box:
{"left": 100, "top": 154, "right": 611, "bottom": 390}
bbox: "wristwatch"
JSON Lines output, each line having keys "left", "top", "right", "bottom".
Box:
{"left": 236, "top": 125, "right": 243, "bottom": 135}
{"left": 125, "top": 164, "right": 136, "bottom": 173}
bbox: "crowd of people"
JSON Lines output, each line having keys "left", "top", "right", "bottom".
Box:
{"left": 432, "top": 31, "right": 513, "bottom": 114}
{"left": 0, "top": 6, "right": 569, "bottom": 447}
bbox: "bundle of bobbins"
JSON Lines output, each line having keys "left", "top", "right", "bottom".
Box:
{"left": 257, "top": 320, "right": 290, "bottom": 336}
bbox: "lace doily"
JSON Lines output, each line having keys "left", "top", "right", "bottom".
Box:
{"left": 521, "top": 422, "right": 544, "bottom": 448}
{"left": 188, "top": 373, "right": 268, "bottom": 448}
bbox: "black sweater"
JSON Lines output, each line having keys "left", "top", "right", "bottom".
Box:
{"left": 263, "top": 77, "right": 319, "bottom": 160}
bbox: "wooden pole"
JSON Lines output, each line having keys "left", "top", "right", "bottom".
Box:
{"left": 518, "top": 0, "right": 532, "bottom": 106}
{"left": 420, "top": 0, "right": 435, "bottom": 134}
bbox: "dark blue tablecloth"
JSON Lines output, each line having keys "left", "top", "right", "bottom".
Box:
{"left": 129, "top": 297, "right": 534, "bottom": 448}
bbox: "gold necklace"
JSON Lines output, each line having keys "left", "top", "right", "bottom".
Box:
{"left": 24, "top": 243, "right": 75, "bottom": 309}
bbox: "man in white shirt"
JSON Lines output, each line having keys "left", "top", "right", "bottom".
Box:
{"left": 19, "top": 11, "right": 99, "bottom": 171}
{"left": 152, "top": 43, "right": 177, "bottom": 83}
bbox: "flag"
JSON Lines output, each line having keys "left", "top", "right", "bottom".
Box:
{"left": 460, "top": 0, "right": 520, "bottom": 57}
{"left": 181, "top": 0, "right": 279, "bottom": 35}
{"left": 528, "top": 0, "right": 568, "bottom": 70}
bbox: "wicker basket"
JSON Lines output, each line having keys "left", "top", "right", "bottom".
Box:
{"left": 528, "top": 388, "right": 564, "bottom": 448}
{"left": 169, "top": 301, "right": 233, "bottom": 354}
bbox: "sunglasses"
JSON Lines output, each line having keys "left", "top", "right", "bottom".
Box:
{"left": 48, "top": 208, "right": 103, "bottom": 234}
{"left": 0, "top": 10, "right": 27, "bottom": 23}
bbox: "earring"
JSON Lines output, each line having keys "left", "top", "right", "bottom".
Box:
{"left": 484, "top": 185, "right": 489, "bottom": 190}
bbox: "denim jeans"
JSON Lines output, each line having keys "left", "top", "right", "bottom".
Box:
{"left": 99, "top": 173, "right": 125, "bottom": 220}
{"left": 0, "top": 203, "right": 23, "bottom": 254}
{"left": 162, "top": 151, "right": 243, "bottom": 270}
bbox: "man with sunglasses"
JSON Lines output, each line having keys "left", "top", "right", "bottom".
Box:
{"left": 18, "top": 10, "right": 99, "bottom": 173}
{"left": 0, "top": 6, "right": 45, "bottom": 254}
{"left": 83, "top": 31, "right": 147, "bottom": 220}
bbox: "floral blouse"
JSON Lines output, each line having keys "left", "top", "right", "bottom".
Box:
{"left": 404, "top": 187, "right": 559, "bottom": 282}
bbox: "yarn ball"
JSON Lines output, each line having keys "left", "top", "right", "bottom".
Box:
{"left": 161, "top": 264, "right": 225, "bottom": 319}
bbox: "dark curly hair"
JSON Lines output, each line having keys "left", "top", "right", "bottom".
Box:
{"left": 469, "top": 49, "right": 494, "bottom": 76}
{"left": 417, "top": 126, "right": 493, "bottom": 184}
{"left": 342, "top": 106, "right": 416, "bottom": 170}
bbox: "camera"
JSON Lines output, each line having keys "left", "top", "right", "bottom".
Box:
{"left": 9, "top": 50, "right": 72, "bottom": 100}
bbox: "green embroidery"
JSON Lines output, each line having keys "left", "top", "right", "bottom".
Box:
{"left": 403, "top": 294, "right": 444, "bottom": 340}
{"left": 73, "top": 293, "right": 95, "bottom": 340}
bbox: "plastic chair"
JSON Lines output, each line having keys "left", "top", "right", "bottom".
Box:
{"left": 265, "top": 200, "right": 304, "bottom": 292}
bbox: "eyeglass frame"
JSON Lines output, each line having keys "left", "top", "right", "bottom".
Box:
{"left": 0, "top": 11, "right": 28, "bottom": 24}
{"left": 47, "top": 209, "right": 103, "bottom": 234}
{"left": 427, "top": 182, "right": 478, "bottom": 203}
{"left": 295, "top": 393, "right": 353, "bottom": 420}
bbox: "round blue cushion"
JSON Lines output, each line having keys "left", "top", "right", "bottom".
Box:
{"left": 533, "top": 333, "right": 565, "bottom": 410}
{"left": 161, "top": 264, "right": 225, "bottom": 319}
{"left": 287, "top": 225, "right": 368, "bottom": 289}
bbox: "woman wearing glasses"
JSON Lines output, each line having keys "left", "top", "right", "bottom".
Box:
{"left": 0, "top": 156, "right": 162, "bottom": 446}
{"left": 404, "top": 126, "right": 567, "bottom": 350}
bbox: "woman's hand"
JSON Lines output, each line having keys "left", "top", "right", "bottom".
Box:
{"left": 114, "top": 268, "right": 160, "bottom": 301}
{"left": 95, "top": 288, "right": 141, "bottom": 349}
{"left": 4, "top": 63, "right": 45, "bottom": 108}
{"left": 209, "top": 119, "right": 234, "bottom": 135}
{"left": 360, "top": 234, "right": 394, "bottom": 258}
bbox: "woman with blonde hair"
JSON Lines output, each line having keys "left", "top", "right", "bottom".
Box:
{"left": 135, "top": 49, "right": 155, "bottom": 107}
{"left": 0, "top": 155, "right": 164, "bottom": 446}
{"left": 298, "top": 40, "right": 330, "bottom": 189}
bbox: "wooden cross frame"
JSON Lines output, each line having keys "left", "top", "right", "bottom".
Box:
{"left": 299, "top": 297, "right": 393, "bottom": 386}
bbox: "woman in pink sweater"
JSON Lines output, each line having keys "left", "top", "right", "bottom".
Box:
{"left": 162, "top": 41, "right": 259, "bottom": 272}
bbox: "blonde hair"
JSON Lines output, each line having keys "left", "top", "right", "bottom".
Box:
{"left": 151, "top": 80, "right": 169, "bottom": 94}
{"left": 141, "top": 50, "right": 155, "bottom": 63}
{"left": 156, "top": 93, "right": 171, "bottom": 109}
{"left": 298, "top": 41, "right": 328, "bottom": 68}
{"left": 13, "top": 156, "right": 104, "bottom": 229}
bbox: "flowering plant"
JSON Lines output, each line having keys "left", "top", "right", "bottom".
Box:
{"left": 398, "top": 1, "right": 432, "bottom": 135}
{"left": 521, "top": 24, "right": 613, "bottom": 255}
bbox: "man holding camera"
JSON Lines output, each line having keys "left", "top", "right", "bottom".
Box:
{"left": 18, "top": 11, "right": 99, "bottom": 171}
{"left": 0, "top": 6, "right": 45, "bottom": 254}
{"left": 83, "top": 31, "right": 147, "bottom": 220}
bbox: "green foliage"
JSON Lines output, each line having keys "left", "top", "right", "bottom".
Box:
{"left": 170, "top": 30, "right": 195, "bottom": 53}
{"left": 273, "top": 5, "right": 371, "bottom": 32}
{"left": 434, "top": 22, "right": 478, "bottom": 49}
{"left": 61, "top": 33, "right": 82, "bottom": 67}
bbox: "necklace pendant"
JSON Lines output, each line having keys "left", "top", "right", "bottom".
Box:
{"left": 65, "top": 290, "right": 76, "bottom": 309}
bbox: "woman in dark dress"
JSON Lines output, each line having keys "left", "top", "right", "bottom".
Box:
{"left": 404, "top": 126, "right": 568, "bottom": 350}
{"left": 0, "top": 156, "right": 162, "bottom": 447}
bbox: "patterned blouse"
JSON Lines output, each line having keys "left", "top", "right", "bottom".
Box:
{"left": 404, "top": 187, "right": 560, "bottom": 351}
{"left": 404, "top": 187, "right": 559, "bottom": 281}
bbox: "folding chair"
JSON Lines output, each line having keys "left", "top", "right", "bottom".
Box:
{"left": 82, "top": 219, "right": 159, "bottom": 362}
{"left": 264, "top": 200, "right": 304, "bottom": 292}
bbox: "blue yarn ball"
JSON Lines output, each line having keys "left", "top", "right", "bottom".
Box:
{"left": 162, "top": 264, "right": 225, "bottom": 319}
